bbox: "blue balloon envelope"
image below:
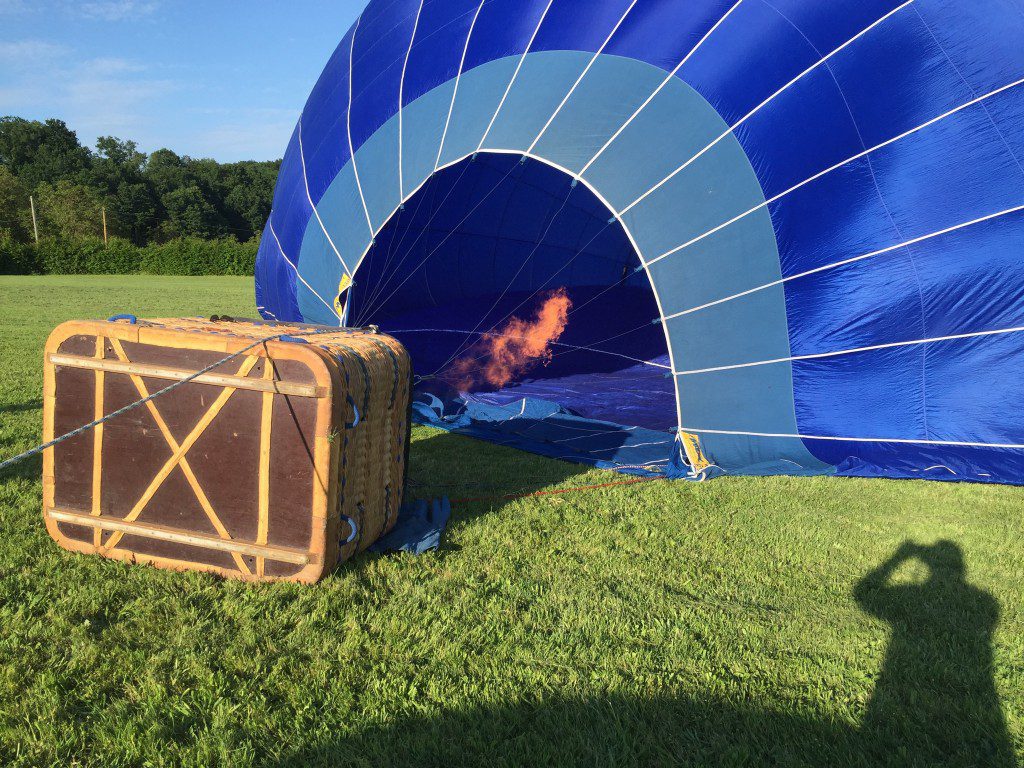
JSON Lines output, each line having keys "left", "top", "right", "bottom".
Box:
{"left": 256, "top": 0, "right": 1024, "bottom": 484}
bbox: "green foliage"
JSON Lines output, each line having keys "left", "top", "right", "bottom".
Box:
{"left": 33, "top": 180, "right": 109, "bottom": 241}
{"left": 0, "top": 236, "right": 256, "bottom": 276}
{"left": 160, "top": 184, "right": 227, "bottom": 239}
{"left": 1, "top": 277, "right": 1023, "bottom": 767}
{"left": 0, "top": 234, "right": 37, "bottom": 275}
{"left": 138, "top": 236, "right": 258, "bottom": 276}
{"left": 0, "top": 116, "right": 280, "bottom": 247}
{"left": 0, "top": 166, "right": 28, "bottom": 241}
{"left": 0, "top": 117, "right": 91, "bottom": 190}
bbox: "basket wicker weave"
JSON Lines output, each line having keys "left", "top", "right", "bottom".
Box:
{"left": 42, "top": 316, "right": 412, "bottom": 583}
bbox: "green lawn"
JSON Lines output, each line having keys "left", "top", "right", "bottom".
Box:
{"left": 1, "top": 275, "right": 1022, "bottom": 767}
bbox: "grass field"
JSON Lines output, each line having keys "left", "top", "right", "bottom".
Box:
{"left": 0, "top": 275, "right": 1022, "bottom": 767}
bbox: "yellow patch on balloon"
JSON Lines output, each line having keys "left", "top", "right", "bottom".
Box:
{"left": 334, "top": 274, "right": 353, "bottom": 318}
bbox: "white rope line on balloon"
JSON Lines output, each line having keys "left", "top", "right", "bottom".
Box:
{"left": 678, "top": 426, "right": 1024, "bottom": 451}
{"left": 354, "top": 192, "right": 417, "bottom": 321}
{"left": 526, "top": 0, "right": 639, "bottom": 155}
{"left": 761, "top": 0, "right": 932, "bottom": 439}
{"left": 268, "top": 219, "right": 341, "bottom": 320}
{"left": 442, "top": 317, "right": 657, "bottom": 378}
{"left": 355, "top": 161, "right": 471, "bottom": 322}
{"left": 444, "top": 297, "right": 665, "bottom": 377}
{"left": 355, "top": 158, "right": 525, "bottom": 324}
{"left": 297, "top": 117, "right": 351, "bottom": 277}
{"left": 354, "top": 157, "right": 479, "bottom": 324}
{"left": 354, "top": 158, "right": 486, "bottom": 324}
{"left": 912, "top": 5, "right": 1024, "bottom": 181}
{"left": 578, "top": 0, "right": 747, "bottom": 177}
{"left": 674, "top": 324, "right": 1024, "bottom": 377}
{"left": 435, "top": 0, "right": 486, "bottom": 172}
{"left": 643, "top": 74, "right": 1024, "bottom": 268}
{"left": 620, "top": 0, "right": 915, "bottom": 216}
{"left": 398, "top": 0, "right": 425, "bottom": 200}
{"left": 476, "top": 0, "right": 556, "bottom": 153}
{"left": 563, "top": 259, "right": 641, "bottom": 319}
{"left": 358, "top": 150, "right": 523, "bottom": 323}
{"left": 346, "top": 14, "right": 376, "bottom": 237}
{"left": 449, "top": 216, "right": 622, "bottom": 355}
{"left": 547, "top": 318, "right": 658, "bottom": 363}
{"left": 663, "top": 202, "right": 1024, "bottom": 321}
{"left": 387, "top": 328, "right": 671, "bottom": 370}
{"left": 431, "top": 184, "right": 583, "bottom": 375}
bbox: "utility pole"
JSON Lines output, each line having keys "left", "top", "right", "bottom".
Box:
{"left": 29, "top": 196, "right": 39, "bottom": 244}
{"left": 102, "top": 207, "right": 108, "bottom": 246}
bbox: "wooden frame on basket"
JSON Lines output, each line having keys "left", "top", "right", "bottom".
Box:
{"left": 42, "top": 320, "right": 342, "bottom": 583}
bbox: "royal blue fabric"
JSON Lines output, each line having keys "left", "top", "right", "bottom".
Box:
{"left": 256, "top": 0, "right": 1024, "bottom": 485}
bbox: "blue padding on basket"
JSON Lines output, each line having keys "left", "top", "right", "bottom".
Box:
{"left": 370, "top": 497, "right": 452, "bottom": 555}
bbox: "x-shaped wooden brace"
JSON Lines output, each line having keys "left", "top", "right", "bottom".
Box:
{"left": 102, "top": 338, "right": 257, "bottom": 575}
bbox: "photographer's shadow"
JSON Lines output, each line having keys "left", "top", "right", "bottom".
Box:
{"left": 273, "top": 540, "right": 1017, "bottom": 766}
{"left": 854, "top": 540, "right": 1016, "bottom": 766}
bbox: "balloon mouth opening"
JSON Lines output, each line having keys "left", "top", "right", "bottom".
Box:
{"left": 346, "top": 151, "right": 676, "bottom": 433}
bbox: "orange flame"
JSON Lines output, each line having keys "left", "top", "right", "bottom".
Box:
{"left": 446, "top": 288, "right": 573, "bottom": 392}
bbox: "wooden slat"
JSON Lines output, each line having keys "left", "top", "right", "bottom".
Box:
{"left": 107, "top": 339, "right": 255, "bottom": 574}
{"left": 47, "top": 508, "right": 312, "bottom": 565}
{"left": 101, "top": 354, "right": 259, "bottom": 555}
{"left": 256, "top": 360, "right": 275, "bottom": 578}
{"left": 91, "top": 337, "right": 105, "bottom": 547}
{"left": 47, "top": 353, "right": 325, "bottom": 398}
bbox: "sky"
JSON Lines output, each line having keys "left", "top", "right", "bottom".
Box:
{"left": 0, "top": 0, "right": 366, "bottom": 162}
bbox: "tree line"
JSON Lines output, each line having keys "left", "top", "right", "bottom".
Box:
{"left": 0, "top": 116, "right": 279, "bottom": 247}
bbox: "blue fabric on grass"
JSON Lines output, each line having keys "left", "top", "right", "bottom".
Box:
{"left": 370, "top": 497, "right": 452, "bottom": 555}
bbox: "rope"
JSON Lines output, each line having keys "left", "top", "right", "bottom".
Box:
{"left": 0, "top": 329, "right": 319, "bottom": 476}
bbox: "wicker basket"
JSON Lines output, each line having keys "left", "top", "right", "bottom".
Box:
{"left": 42, "top": 316, "right": 412, "bottom": 583}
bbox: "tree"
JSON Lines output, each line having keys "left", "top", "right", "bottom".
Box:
{"left": 108, "top": 181, "right": 158, "bottom": 244}
{"left": 33, "top": 180, "right": 108, "bottom": 240}
{"left": 0, "top": 166, "right": 28, "bottom": 241}
{"left": 161, "top": 184, "right": 225, "bottom": 239}
{"left": 223, "top": 161, "right": 278, "bottom": 238}
{"left": 0, "top": 117, "right": 91, "bottom": 190}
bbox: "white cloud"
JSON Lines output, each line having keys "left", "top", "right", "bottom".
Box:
{"left": 76, "top": 1, "right": 160, "bottom": 21}
{"left": 0, "top": 39, "right": 69, "bottom": 66}
{"left": 0, "top": 41, "right": 180, "bottom": 144}
{"left": 0, "top": 0, "right": 30, "bottom": 14}
{"left": 192, "top": 108, "right": 298, "bottom": 161}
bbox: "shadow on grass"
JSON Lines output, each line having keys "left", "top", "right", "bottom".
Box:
{"left": 279, "top": 541, "right": 1017, "bottom": 767}
{"left": 401, "top": 429, "right": 596, "bottom": 529}
{"left": 0, "top": 398, "right": 42, "bottom": 415}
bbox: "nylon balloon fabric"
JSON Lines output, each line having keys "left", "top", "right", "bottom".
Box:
{"left": 256, "top": 0, "right": 1024, "bottom": 484}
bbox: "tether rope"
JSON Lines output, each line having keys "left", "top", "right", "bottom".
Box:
{"left": 0, "top": 330, "right": 319, "bottom": 476}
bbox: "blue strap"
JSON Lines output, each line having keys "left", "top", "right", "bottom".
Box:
{"left": 345, "top": 394, "right": 360, "bottom": 428}
{"left": 107, "top": 314, "right": 137, "bottom": 324}
{"left": 340, "top": 515, "right": 359, "bottom": 545}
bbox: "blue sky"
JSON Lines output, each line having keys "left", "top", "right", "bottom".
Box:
{"left": 0, "top": 0, "right": 366, "bottom": 162}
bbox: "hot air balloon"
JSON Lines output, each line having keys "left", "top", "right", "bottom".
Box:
{"left": 256, "top": 0, "right": 1024, "bottom": 484}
